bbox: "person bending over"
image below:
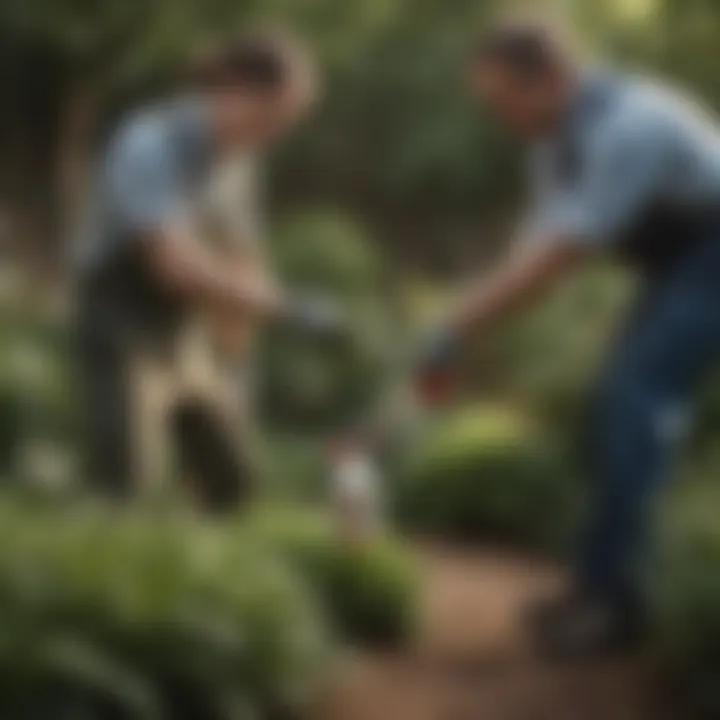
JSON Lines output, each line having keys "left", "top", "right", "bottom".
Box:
{"left": 418, "top": 21, "right": 720, "bottom": 658}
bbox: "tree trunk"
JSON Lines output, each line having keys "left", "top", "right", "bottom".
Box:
{"left": 0, "top": 107, "right": 44, "bottom": 264}
{"left": 55, "top": 77, "right": 102, "bottom": 257}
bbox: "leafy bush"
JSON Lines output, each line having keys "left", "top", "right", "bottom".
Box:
{"left": 0, "top": 501, "right": 332, "bottom": 720}
{"left": 393, "top": 405, "right": 579, "bottom": 550}
{"left": 262, "top": 209, "right": 390, "bottom": 430}
{"left": 0, "top": 299, "right": 77, "bottom": 482}
{"left": 0, "top": 499, "right": 421, "bottom": 719}
{"left": 656, "top": 485, "right": 720, "bottom": 717}
{"left": 691, "top": 371, "right": 720, "bottom": 456}
{"left": 247, "top": 507, "right": 419, "bottom": 648}
{"left": 261, "top": 433, "right": 329, "bottom": 503}
{"left": 271, "top": 210, "right": 383, "bottom": 299}
{"left": 483, "top": 268, "right": 631, "bottom": 429}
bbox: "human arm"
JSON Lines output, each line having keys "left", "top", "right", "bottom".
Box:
{"left": 108, "top": 125, "right": 281, "bottom": 318}
{"left": 419, "top": 100, "right": 673, "bottom": 375}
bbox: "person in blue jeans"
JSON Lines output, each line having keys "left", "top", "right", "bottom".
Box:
{"left": 417, "top": 20, "right": 720, "bottom": 658}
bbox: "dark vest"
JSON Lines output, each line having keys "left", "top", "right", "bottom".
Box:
{"left": 78, "top": 241, "right": 190, "bottom": 357}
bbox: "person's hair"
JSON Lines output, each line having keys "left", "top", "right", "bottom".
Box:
{"left": 190, "top": 35, "right": 294, "bottom": 92}
{"left": 473, "top": 22, "right": 571, "bottom": 79}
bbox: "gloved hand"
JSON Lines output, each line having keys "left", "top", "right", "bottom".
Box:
{"left": 414, "top": 326, "right": 461, "bottom": 406}
{"left": 281, "top": 293, "right": 349, "bottom": 341}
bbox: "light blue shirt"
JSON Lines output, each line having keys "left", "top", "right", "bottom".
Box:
{"left": 524, "top": 73, "right": 720, "bottom": 249}
{"left": 78, "top": 98, "right": 214, "bottom": 269}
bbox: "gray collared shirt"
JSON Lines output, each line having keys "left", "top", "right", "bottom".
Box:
{"left": 523, "top": 73, "right": 720, "bottom": 249}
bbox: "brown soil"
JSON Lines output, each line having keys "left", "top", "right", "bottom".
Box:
{"left": 320, "top": 545, "right": 663, "bottom": 720}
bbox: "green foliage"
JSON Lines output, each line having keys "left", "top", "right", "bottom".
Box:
{"left": 0, "top": 500, "right": 334, "bottom": 720}
{"left": 476, "top": 267, "right": 632, "bottom": 429}
{"left": 247, "top": 507, "right": 420, "bottom": 648}
{"left": 394, "top": 405, "right": 579, "bottom": 549}
{"left": 0, "top": 498, "right": 420, "bottom": 718}
{"left": 0, "top": 296, "right": 78, "bottom": 484}
{"left": 262, "top": 210, "right": 390, "bottom": 429}
{"left": 273, "top": 210, "right": 383, "bottom": 299}
{"left": 275, "top": 1, "right": 520, "bottom": 264}
{"left": 656, "top": 484, "right": 720, "bottom": 717}
{"left": 10, "top": 0, "right": 706, "bottom": 269}
{"left": 261, "top": 433, "right": 329, "bottom": 503}
{"left": 0, "top": 0, "right": 400, "bottom": 89}
{"left": 689, "top": 371, "right": 720, "bottom": 457}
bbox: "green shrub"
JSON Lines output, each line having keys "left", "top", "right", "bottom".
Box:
{"left": 393, "top": 405, "right": 579, "bottom": 550}
{"left": 262, "top": 209, "right": 390, "bottom": 430}
{"left": 0, "top": 499, "right": 420, "bottom": 718}
{"left": 484, "top": 268, "right": 631, "bottom": 429}
{"left": 271, "top": 210, "right": 382, "bottom": 299}
{"left": 261, "top": 433, "right": 329, "bottom": 503}
{"left": 0, "top": 500, "right": 332, "bottom": 720}
{"left": 0, "top": 306, "right": 78, "bottom": 481}
{"left": 691, "top": 371, "right": 720, "bottom": 455}
{"left": 656, "top": 485, "right": 720, "bottom": 717}
{"left": 247, "top": 507, "right": 419, "bottom": 648}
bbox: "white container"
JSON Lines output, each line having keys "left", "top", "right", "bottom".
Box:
{"left": 329, "top": 443, "right": 383, "bottom": 545}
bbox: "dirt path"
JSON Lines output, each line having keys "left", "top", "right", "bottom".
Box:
{"left": 322, "top": 545, "right": 658, "bottom": 720}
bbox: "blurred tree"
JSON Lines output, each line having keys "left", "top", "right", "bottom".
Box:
{"left": 275, "top": 0, "right": 522, "bottom": 275}
{"left": 3, "top": 0, "right": 720, "bottom": 271}
{"left": 0, "top": 0, "right": 400, "bottom": 261}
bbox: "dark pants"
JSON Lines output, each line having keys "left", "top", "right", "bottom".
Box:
{"left": 77, "top": 333, "right": 256, "bottom": 514}
{"left": 577, "top": 234, "right": 720, "bottom": 609}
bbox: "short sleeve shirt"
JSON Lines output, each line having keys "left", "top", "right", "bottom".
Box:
{"left": 77, "top": 98, "right": 215, "bottom": 270}
{"left": 523, "top": 73, "right": 720, "bottom": 250}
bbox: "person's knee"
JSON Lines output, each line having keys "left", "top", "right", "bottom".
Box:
{"left": 174, "top": 402, "right": 257, "bottom": 514}
{"left": 590, "top": 369, "right": 688, "bottom": 498}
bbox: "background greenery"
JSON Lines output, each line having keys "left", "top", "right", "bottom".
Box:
{"left": 0, "top": 499, "right": 418, "bottom": 719}
{"left": 2, "top": 0, "right": 720, "bottom": 717}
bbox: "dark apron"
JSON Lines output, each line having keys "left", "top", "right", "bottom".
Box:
{"left": 77, "top": 241, "right": 189, "bottom": 358}
{"left": 75, "top": 243, "right": 255, "bottom": 511}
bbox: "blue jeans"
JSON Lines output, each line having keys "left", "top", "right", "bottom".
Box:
{"left": 578, "top": 233, "right": 720, "bottom": 609}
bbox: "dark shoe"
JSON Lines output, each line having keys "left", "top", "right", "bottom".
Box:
{"left": 531, "top": 596, "right": 646, "bottom": 661}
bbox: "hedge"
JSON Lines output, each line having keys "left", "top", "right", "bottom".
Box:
{"left": 393, "top": 405, "right": 580, "bottom": 550}
{"left": 246, "top": 506, "right": 419, "bottom": 648}
{"left": 0, "top": 499, "right": 420, "bottom": 719}
{"left": 0, "top": 501, "right": 331, "bottom": 720}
